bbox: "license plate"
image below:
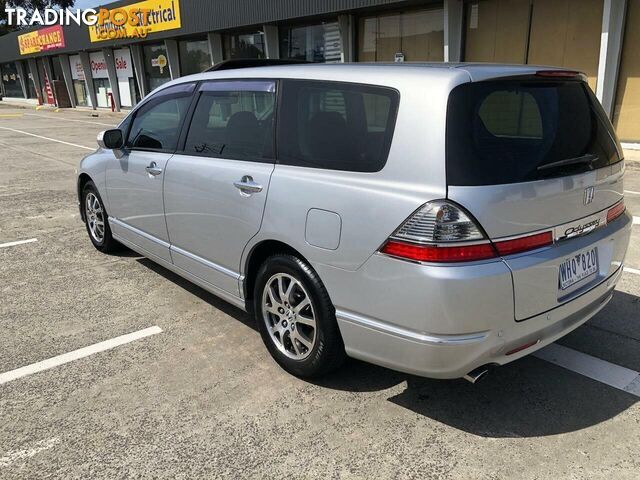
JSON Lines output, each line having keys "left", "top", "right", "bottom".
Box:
{"left": 558, "top": 247, "right": 598, "bottom": 290}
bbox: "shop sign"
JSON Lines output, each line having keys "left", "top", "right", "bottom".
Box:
{"left": 18, "top": 25, "right": 65, "bottom": 55}
{"left": 69, "top": 55, "right": 85, "bottom": 81}
{"left": 114, "top": 49, "right": 134, "bottom": 78}
{"left": 88, "top": 0, "right": 181, "bottom": 43}
{"left": 90, "top": 51, "right": 109, "bottom": 79}
{"left": 151, "top": 54, "right": 167, "bottom": 74}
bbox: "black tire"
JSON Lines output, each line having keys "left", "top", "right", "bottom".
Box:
{"left": 82, "top": 180, "right": 119, "bottom": 253}
{"left": 253, "top": 254, "right": 346, "bottom": 378}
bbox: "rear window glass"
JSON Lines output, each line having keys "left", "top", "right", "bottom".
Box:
{"left": 278, "top": 80, "right": 399, "bottom": 172}
{"left": 446, "top": 80, "right": 622, "bottom": 186}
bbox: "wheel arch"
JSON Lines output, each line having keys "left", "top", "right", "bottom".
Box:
{"left": 77, "top": 173, "right": 93, "bottom": 222}
{"left": 243, "top": 239, "right": 312, "bottom": 306}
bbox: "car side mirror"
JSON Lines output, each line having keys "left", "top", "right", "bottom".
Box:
{"left": 97, "top": 129, "right": 124, "bottom": 150}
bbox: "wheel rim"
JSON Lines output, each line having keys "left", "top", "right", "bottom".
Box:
{"left": 85, "top": 192, "right": 105, "bottom": 244}
{"left": 261, "top": 273, "right": 317, "bottom": 360}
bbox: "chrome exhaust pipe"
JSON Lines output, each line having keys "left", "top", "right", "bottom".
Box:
{"left": 463, "top": 366, "right": 490, "bottom": 384}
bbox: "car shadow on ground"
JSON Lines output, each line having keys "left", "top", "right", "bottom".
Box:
{"left": 135, "top": 256, "right": 638, "bottom": 439}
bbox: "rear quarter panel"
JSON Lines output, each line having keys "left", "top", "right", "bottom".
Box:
{"left": 244, "top": 67, "right": 471, "bottom": 273}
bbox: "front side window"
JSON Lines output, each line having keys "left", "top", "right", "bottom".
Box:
{"left": 278, "top": 80, "right": 399, "bottom": 172}
{"left": 183, "top": 81, "right": 276, "bottom": 161}
{"left": 127, "top": 84, "right": 195, "bottom": 152}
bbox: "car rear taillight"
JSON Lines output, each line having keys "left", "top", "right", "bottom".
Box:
{"left": 493, "top": 231, "right": 553, "bottom": 256}
{"left": 381, "top": 240, "right": 496, "bottom": 263}
{"left": 380, "top": 200, "right": 554, "bottom": 264}
{"left": 381, "top": 200, "right": 497, "bottom": 263}
{"left": 606, "top": 200, "right": 626, "bottom": 224}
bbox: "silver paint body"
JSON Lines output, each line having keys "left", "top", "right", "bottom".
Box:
{"left": 78, "top": 63, "right": 632, "bottom": 379}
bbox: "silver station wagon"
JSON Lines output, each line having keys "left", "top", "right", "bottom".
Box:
{"left": 77, "top": 62, "right": 632, "bottom": 382}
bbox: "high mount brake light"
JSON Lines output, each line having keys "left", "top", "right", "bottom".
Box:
{"left": 535, "top": 70, "right": 581, "bottom": 78}
{"left": 380, "top": 201, "right": 554, "bottom": 264}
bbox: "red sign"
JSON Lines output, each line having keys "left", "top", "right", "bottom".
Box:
{"left": 18, "top": 25, "right": 66, "bottom": 55}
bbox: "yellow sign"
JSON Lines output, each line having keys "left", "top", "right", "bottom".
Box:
{"left": 89, "top": 0, "right": 181, "bottom": 43}
{"left": 18, "top": 25, "right": 65, "bottom": 55}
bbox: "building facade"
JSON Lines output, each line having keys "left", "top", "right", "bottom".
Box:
{"left": 0, "top": 0, "right": 637, "bottom": 144}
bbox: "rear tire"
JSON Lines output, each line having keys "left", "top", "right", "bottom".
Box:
{"left": 254, "top": 254, "right": 346, "bottom": 378}
{"left": 82, "top": 180, "right": 119, "bottom": 253}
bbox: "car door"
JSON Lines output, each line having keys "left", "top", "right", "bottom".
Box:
{"left": 105, "top": 83, "right": 195, "bottom": 263}
{"left": 163, "top": 80, "right": 277, "bottom": 297}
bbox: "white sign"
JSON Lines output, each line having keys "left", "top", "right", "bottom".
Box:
{"left": 89, "top": 51, "right": 109, "bottom": 79}
{"left": 69, "top": 54, "right": 85, "bottom": 81}
{"left": 113, "top": 48, "right": 133, "bottom": 79}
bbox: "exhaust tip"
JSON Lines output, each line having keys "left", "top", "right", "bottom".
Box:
{"left": 463, "top": 366, "right": 490, "bottom": 384}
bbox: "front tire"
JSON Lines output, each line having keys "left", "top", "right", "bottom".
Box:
{"left": 254, "top": 254, "right": 346, "bottom": 378}
{"left": 82, "top": 180, "right": 119, "bottom": 253}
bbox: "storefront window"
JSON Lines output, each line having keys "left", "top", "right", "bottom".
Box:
{"left": 1, "top": 62, "right": 24, "bottom": 98}
{"left": 143, "top": 43, "right": 171, "bottom": 91}
{"left": 358, "top": 8, "right": 444, "bottom": 62}
{"left": 69, "top": 54, "right": 91, "bottom": 107}
{"left": 223, "top": 31, "right": 265, "bottom": 59}
{"left": 114, "top": 48, "right": 139, "bottom": 108}
{"left": 179, "top": 38, "right": 211, "bottom": 75}
{"left": 89, "top": 51, "right": 112, "bottom": 108}
{"left": 279, "top": 22, "right": 342, "bottom": 63}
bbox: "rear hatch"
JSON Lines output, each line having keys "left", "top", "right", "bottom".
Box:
{"left": 446, "top": 73, "right": 626, "bottom": 320}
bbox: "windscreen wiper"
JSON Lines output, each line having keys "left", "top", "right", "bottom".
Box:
{"left": 537, "top": 154, "right": 599, "bottom": 171}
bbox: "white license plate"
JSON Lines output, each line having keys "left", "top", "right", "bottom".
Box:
{"left": 558, "top": 247, "right": 598, "bottom": 290}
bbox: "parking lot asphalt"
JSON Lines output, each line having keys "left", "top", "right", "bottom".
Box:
{"left": 1, "top": 105, "right": 639, "bottom": 479}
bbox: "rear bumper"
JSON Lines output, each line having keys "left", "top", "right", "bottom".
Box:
{"left": 316, "top": 212, "right": 631, "bottom": 379}
{"left": 335, "top": 265, "right": 620, "bottom": 379}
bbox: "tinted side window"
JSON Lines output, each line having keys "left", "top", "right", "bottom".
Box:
{"left": 278, "top": 80, "right": 399, "bottom": 172}
{"left": 127, "top": 83, "right": 195, "bottom": 152}
{"left": 183, "top": 81, "right": 276, "bottom": 161}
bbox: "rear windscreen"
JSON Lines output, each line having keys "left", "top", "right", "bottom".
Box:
{"left": 446, "top": 79, "right": 622, "bottom": 186}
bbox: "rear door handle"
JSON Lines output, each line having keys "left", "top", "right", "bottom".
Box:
{"left": 234, "top": 176, "right": 263, "bottom": 194}
{"left": 145, "top": 161, "right": 163, "bottom": 176}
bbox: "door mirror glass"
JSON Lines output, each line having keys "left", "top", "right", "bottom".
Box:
{"left": 98, "top": 129, "right": 124, "bottom": 149}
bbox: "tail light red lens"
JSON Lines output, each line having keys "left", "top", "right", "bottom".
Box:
{"left": 381, "top": 240, "right": 497, "bottom": 263}
{"left": 380, "top": 200, "right": 557, "bottom": 264}
{"left": 493, "top": 231, "right": 553, "bottom": 256}
{"left": 606, "top": 201, "right": 626, "bottom": 224}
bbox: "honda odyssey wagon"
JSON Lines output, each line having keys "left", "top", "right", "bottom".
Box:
{"left": 77, "top": 63, "right": 632, "bottom": 382}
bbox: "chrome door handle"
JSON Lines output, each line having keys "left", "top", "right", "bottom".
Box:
{"left": 234, "top": 176, "right": 263, "bottom": 194}
{"left": 145, "top": 161, "right": 163, "bottom": 176}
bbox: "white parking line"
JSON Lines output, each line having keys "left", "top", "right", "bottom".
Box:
{"left": 634, "top": 216, "right": 640, "bottom": 225}
{"left": 0, "top": 126, "right": 94, "bottom": 151}
{"left": 534, "top": 343, "right": 640, "bottom": 397}
{"left": 625, "top": 190, "right": 640, "bottom": 195}
{"left": 0, "top": 238, "right": 38, "bottom": 249}
{"left": 0, "top": 326, "right": 162, "bottom": 385}
{"left": 625, "top": 266, "right": 640, "bottom": 276}
{"left": 0, "top": 438, "right": 60, "bottom": 468}
{"left": 25, "top": 113, "right": 117, "bottom": 127}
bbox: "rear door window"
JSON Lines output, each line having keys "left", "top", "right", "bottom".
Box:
{"left": 183, "top": 80, "right": 276, "bottom": 161}
{"left": 446, "top": 79, "right": 622, "bottom": 186}
{"left": 277, "top": 80, "right": 399, "bottom": 172}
